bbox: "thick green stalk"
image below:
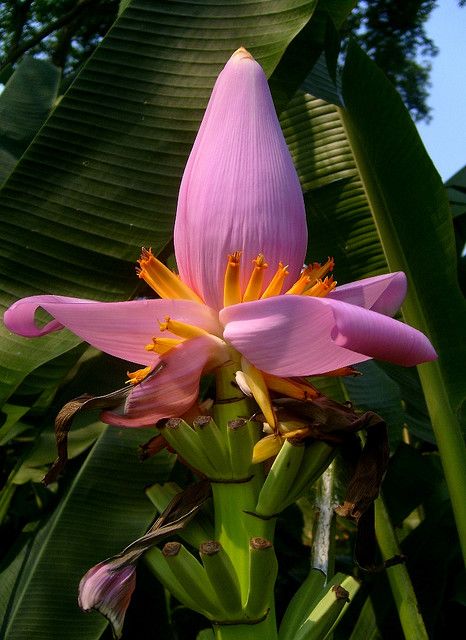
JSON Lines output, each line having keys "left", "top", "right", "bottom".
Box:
{"left": 375, "top": 497, "right": 428, "bottom": 640}
{"left": 209, "top": 359, "right": 278, "bottom": 638}
{"left": 213, "top": 613, "right": 277, "bottom": 640}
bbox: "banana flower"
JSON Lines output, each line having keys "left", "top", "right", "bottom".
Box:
{"left": 3, "top": 48, "right": 436, "bottom": 428}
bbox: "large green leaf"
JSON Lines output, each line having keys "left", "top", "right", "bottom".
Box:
{"left": 269, "top": 0, "right": 355, "bottom": 111}
{"left": 0, "top": 0, "right": 320, "bottom": 405}
{"left": 340, "top": 41, "right": 466, "bottom": 563}
{"left": 340, "top": 41, "right": 466, "bottom": 423}
{"left": 0, "top": 57, "right": 60, "bottom": 184}
{"left": 0, "top": 427, "right": 174, "bottom": 640}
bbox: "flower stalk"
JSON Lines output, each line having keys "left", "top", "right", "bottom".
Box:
{"left": 375, "top": 496, "right": 429, "bottom": 639}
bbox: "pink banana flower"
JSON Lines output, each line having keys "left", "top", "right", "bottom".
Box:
{"left": 3, "top": 48, "right": 436, "bottom": 429}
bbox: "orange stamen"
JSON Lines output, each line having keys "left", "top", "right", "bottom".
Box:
{"left": 145, "top": 337, "right": 184, "bottom": 355}
{"left": 137, "top": 248, "right": 203, "bottom": 303}
{"left": 262, "top": 373, "right": 320, "bottom": 400}
{"left": 126, "top": 366, "right": 152, "bottom": 385}
{"left": 261, "top": 262, "right": 289, "bottom": 298}
{"left": 305, "top": 276, "right": 337, "bottom": 298}
{"left": 304, "top": 257, "right": 335, "bottom": 288}
{"left": 285, "top": 273, "right": 312, "bottom": 295}
{"left": 243, "top": 254, "right": 268, "bottom": 302}
{"left": 224, "top": 251, "right": 242, "bottom": 307}
{"left": 159, "top": 316, "right": 210, "bottom": 340}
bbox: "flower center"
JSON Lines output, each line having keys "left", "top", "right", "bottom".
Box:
{"left": 127, "top": 249, "right": 337, "bottom": 394}
{"left": 222, "top": 252, "right": 336, "bottom": 307}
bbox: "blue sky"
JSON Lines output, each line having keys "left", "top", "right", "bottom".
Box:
{"left": 416, "top": 1, "right": 466, "bottom": 181}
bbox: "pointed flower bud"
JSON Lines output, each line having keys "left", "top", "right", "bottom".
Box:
{"left": 174, "top": 47, "right": 307, "bottom": 310}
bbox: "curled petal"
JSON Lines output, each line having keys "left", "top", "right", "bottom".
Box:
{"left": 4, "top": 295, "right": 221, "bottom": 365}
{"left": 220, "top": 295, "right": 436, "bottom": 376}
{"left": 79, "top": 561, "right": 136, "bottom": 640}
{"left": 102, "top": 335, "right": 229, "bottom": 427}
{"left": 174, "top": 48, "right": 307, "bottom": 309}
{"left": 328, "top": 272, "right": 407, "bottom": 316}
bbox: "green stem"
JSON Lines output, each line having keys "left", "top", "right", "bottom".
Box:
{"left": 211, "top": 475, "right": 274, "bottom": 598}
{"left": 213, "top": 613, "right": 277, "bottom": 640}
{"left": 375, "top": 496, "right": 428, "bottom": 640}
{"left": 209, "top": 357, "right": 278, "bottom": 639}
{"left": 417, "top": 362, "right": 466, "bottom": 565}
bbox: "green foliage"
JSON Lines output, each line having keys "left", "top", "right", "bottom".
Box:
{"left": 0, "top": 55, "right": 60, "bottom": 183}
{"left": 0, "top": 428, "right": 174, "bottom": 640}
{"left": 0, "top": 1, "right": 465, "bottom": 638}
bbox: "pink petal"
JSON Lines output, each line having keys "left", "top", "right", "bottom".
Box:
{"left": 220, "top": 295, "right": 436, "bottom": 376}
{"left": 174, "top": 49, "right": 307, "bottom": 310}
{"left": 4, "top": 295, "right": 221, "bottom": 365}
{"left": 79, "top": 561, "right": 136, "bottom": 639}
{"left": 102, "top": 335, "right": 229, "bottom": 427}
{"left": 328, "top": 272, "right": 407, "bottom": 316}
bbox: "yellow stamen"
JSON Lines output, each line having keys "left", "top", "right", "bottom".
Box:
{"left": 137, "top": 248, "right": 203, "bottom": 303}
{"left": 252, "top": 434, "right": 284, "bottom": 463}
{"left": 241, "top": 357, "right": 277, "bottom": 431}
{"left": 145, "top": 337, "right": 184, "bottom": 355}
{"left": 159, "top": 316, "right": 210, "bottom": 340}
{"left": 305, "top": 276, "right": 337, "bottom": 298}
{"left": 242, "top": 254, "right": 268, "bottom": 302}
{"left": 303, "top": 257, "right": 335, "bottom": 289}
{"left": 126, "top": 366, "right": 152, "bottom": 385}
{"left": 262, "top": 372, "right": 320, "bottom": 400}
{"left": 285, "top": 273, "right": 312, "bottom": 295}
{"left": 223, "top": 251, "right": 242, "bottom": 307}
{"left": 261, "top": 262, "right": 289, "bottom": 298}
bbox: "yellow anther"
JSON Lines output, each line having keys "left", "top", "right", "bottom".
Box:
{"left": 137, "top": 248, "right": 203, "bottom": 303}
{"left": 302, "top": 257, "right": 335, "bottom": 290}
{"left": 241, "top": 357, "right": 277, "bottom": 431}
{"left": 126, "top": 366, "right": 152, "bottom": 385}
{"left": 223, "top": 251, "right": 242, "bottom": 307}
{"left": 305, "top": 276, "right": 337, "bottom": 298}
{"left": 285, "top": 273, "right": 311, "bottom": 295}
{"left": 145, "top": 337, "right": 184, "bottom": 355}
{"left": 243, "top": 254, "right": 268, "bottom": 302}
{"left": 159, "top": 316, "right": 210, "bottom": 339}
{"left": 252, "top": 434, "right": 284, "bottom": 463}
{"left": 262, "top": 372, "right": 320, "bottom": 400}
{"left": 261, "top": 262, "right": 289, "bottom": 298}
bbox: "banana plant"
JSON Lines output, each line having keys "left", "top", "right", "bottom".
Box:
{"left": 0, "top": 1, "right": 464, "bottom": 639}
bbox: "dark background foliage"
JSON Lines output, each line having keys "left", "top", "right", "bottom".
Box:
{"left": 1, "top": 0, "right": 464, "bottom": 121}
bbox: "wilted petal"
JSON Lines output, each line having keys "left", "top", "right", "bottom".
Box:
{"left": 174, "top": 48, "right": 307, "bottom": 309}
{"left": 328, "top": 272, "right": 407, "bottom": 316}
{"left": 79, "top": 561, "right": 136, "bottom": 640}
{"left": 221, "top": 296, "right": 436, "bottom": 376}
{"left": 102, "top": 335, "right": 229, "bottom": 427}
{"left": 4, "top": 295, "right": 221, "bottom": 365}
